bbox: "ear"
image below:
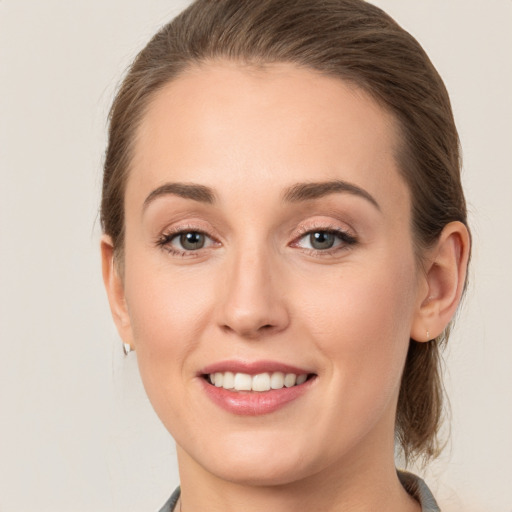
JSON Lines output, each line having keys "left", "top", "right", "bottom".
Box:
{"left": 101, "top": 235, "right": 134, "bottom": 350}
{"left": 410, "top": 221, "right": 470, "bottom": 342}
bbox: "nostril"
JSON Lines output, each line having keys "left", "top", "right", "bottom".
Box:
{"left": 221, "top": 322, "right": 277, "bottom": 337}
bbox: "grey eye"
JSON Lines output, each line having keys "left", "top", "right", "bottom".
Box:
{"left": 309, "top": 231, "right": 335, "bottom": 250}
{"left": 179, "top": 232, "right": 205, "bottom": 250}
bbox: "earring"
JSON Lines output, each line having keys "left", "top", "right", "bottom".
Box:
{"left": 123, "top": 342, "right": 132, "bottom": 355}
{"left": 426, "top": 330, "right": 430, "bottom": 341}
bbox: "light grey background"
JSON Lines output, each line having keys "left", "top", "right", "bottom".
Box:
{"left": 0, "top": 1, "right": 510, "bottom": 511}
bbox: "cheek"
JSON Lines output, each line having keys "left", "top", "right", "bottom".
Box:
{"left": 297, "top": 257, "right": 418, "bottom": 398}
{"left": 124, "top": 250, "right": 214, "bottom": 352}
{"left": 121, "top": 251, "right": 218, "bottom": 412}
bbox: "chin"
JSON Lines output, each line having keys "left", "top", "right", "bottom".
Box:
{"left": 204, "top": 456, "right": 311, "bottom": 487}
{"left": 184, "top": 432, "right": 320, "bottom": 487}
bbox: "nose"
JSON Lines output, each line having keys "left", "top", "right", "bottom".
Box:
{"left": 217, "top": 248, "right": 290, "bottom": 339}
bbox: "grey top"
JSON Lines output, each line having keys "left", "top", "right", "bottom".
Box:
{"left": 159, "top": 486, "right": 180, "bottom": 512}
{"left": 398, "top": 471, "right": 441, "bottom": 512}
{"left": 159, "top": 470, "right": 440, "bottom": 512}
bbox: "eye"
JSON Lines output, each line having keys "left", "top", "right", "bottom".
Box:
{"left": 294, "top": 229, "right": 357, "bottom": 252}
{"left": 157, "top": 229, "right": 217, "bottom": 255}
{"left": 178, "top": 231, "right": 206, "bottom": 250}
{"left": 308, "top": 231, "right": 336, "bottom": 250}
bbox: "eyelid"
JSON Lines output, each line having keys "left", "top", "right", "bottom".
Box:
{"left": 155, "top": 223, "right": 221, "bottom": 256}
{"left": 289, "top": 222, "right": 358, "bottom": 254}
{"left": 293, "top": 220, "right": 356, "bottom": 240}
{"left": 154, "top": 219, "right": 357, "bottom": 258}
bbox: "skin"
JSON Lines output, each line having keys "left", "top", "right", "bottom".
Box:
{"left": 102, "top": 62, "right": 469, "bottom": 512}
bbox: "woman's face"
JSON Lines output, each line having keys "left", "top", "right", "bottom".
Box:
{"left": 113, "top": 62, "right": 427, "bottom": 485}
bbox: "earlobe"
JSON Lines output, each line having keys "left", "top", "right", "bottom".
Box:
{"left": 411, "top": 221, "right": 470, "bottom": 342}
{"left": 100, "top": 235, "right": 134, "bottom": 350}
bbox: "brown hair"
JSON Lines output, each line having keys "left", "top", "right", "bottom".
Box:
{"left": 101, "top": 0, "right": 469, "bottom": 463}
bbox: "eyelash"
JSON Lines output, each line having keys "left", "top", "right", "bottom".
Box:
{"left": 291, "top": 225, "right": 358, "bottom": 256}
{"left": 155, "top": 224, "right": 358, "bottom": 258}
{"left": 155, "top": 225, "right": 218, "bottom": 257}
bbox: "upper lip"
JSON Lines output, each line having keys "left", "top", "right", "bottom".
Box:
{"left": 200, "top": 360, "right": 314, "bottom": 376}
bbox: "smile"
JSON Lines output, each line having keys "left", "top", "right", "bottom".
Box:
{"left": 207, "top": 371, "right": 309, "bottom": 391}
{"left": 199, "top": 361, "right": 317, "bottom": 415}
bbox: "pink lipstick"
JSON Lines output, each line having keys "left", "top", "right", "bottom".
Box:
{"left": 199, "top": 360, "right": 316, "bottom": 416}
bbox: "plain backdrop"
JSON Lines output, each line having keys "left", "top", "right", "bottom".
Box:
{"left": 0, "top": 1, "right": 511, "bottom": 511}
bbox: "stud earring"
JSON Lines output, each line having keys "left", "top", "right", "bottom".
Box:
{"left": 123, "top": 342, "right": 132, "bottom": 355}
{"left": 426, "top": 330, "right": 431, "bottom": 341}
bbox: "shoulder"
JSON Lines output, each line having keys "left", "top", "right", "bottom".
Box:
{"left": 398, "top": 470, "right": 440, "bottom": 512}
{"left": 158, "top": 486, "right": 181, "bottom": 512}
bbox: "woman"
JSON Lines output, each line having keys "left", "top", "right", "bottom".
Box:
{"left": 100, "top": 1, "right": 470, "bottom": 510}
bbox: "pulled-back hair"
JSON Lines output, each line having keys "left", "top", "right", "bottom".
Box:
{"left": 101, "top": 0, "right": 469, "bottom": 463}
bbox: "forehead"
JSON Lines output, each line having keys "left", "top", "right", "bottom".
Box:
{"left": 128, "top": 61, "right": 409, "bottom": 214}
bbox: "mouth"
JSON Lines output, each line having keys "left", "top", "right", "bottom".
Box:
{"left": 198, "top": 361, "right": 317, "bottom": 415}
{"left": 203, "top": 371, "right": 315, "bottom": 392}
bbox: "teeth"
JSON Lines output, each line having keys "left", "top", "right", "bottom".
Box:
{"left": 270, "top": 371, "right": 284, "bottom": 389}
{"left": 296, "top": 374, "right": 307, "bottom": 385}
{"left": 208, "top": 371, "right": 309, "bottom": 392}
{"left": 234, "top": 373, "right": 252, "bottom": 391}
{"left": 222, "top": 371, "right": 235, "bottom": 390}
{"left": 252, "top": 373, "right": 271, "bottom": 392}
{"left": 284, "top": 373, "right": 296, "bottom": 387}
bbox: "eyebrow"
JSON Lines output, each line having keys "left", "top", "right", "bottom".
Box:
{"left": 282, "top": 180, "right": 380, "bottom": 210}
{"left": 143, "top": 182, "right": 216, "bottom": 211}
{"left": 142, "top": 179, "right": 380, "bottom": 212}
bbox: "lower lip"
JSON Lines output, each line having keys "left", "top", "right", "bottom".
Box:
{"left": 200, "top": 377, "right": 315, "bottom": 416}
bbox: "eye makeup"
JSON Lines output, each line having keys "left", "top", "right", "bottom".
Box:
{"left": 154, "top": 220, "right": 358, "bottom": 260}
{"left": 155, "top": 224, "right": 220, "bottom": 258}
